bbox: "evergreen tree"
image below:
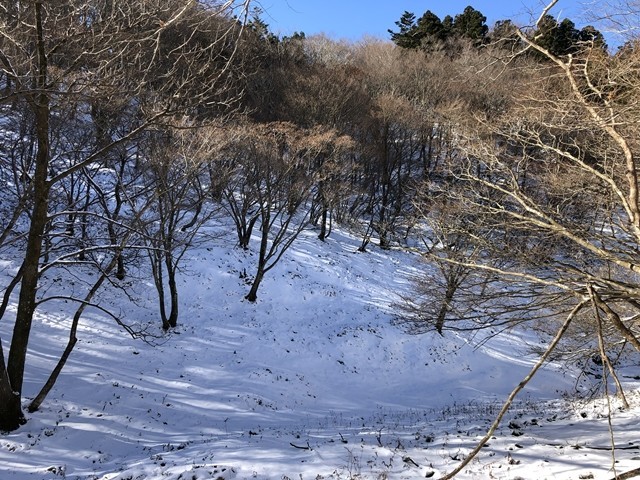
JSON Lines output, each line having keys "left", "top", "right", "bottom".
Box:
{"left": 452, "top": 6, "right": 488, "bottom": 42}
{"left": 416, "top": 10, "right": 446, "bottom": 41}
{"left": 534, "top": 15, "right": 579, "bottom": 57}
{"left": 578, "top": 25, "right": 608, "bottom": 51}
{"left": 491, "top": 19, "right": 518, "bottom": 43}
{"left": 390, "top": 10, "right": 454, "bottom": 51}
{"left": 556, "top": 18, "right": 579, "bottom": 54}
{"left": 442, "top": 15, "right": 454, "bottom": 37}
{"left": 388, "top": 11, "right": 420, "bottom": 49}
{"left": 247, "top": 12, "right": 279, "bottom": 45}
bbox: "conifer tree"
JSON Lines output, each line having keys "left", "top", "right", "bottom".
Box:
{"left": 579, "top": 25, "right": 608, "bottom": 51}
{"left": 491, "top": 19, "right": 518, "bottom": 43}
{"left": 416, "top": 11, "right": 447, "bottom": 42}
{"left": 452, "top": 6, "right": 488, "bottom": 42}
{"left": 388, "top": 11, "right": 420, "bottom": 49}
{"left": 535, "top": 15, "right": 578, "bottom": 56}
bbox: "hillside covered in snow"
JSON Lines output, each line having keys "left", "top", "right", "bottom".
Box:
{"left": 1, "top": 223, "right": 639, "bottom": 480}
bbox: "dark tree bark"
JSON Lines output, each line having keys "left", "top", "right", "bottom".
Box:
{"left": 245, "top": 209, "right": 270, "bottom": 302}
{"left": 2, "top": 1, "right": 50, "bottom": 429}
{"left": 0, "top": 341, "right": 23, "bottom": 432}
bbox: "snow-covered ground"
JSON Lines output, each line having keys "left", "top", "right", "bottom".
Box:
{"left": 1, "top": 224, "right": 639, "bottom": 479}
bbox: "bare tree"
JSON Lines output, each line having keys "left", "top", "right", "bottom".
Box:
{"left": 426, "top": 1, "right": 640, "bottom": 476}
{"left": 135, "top": 124, "right": 221, "bottom": 330}
{"left": 350, "top": 40, "right": 468, "bottom": 251}
{"left": 217, "top": 121, "right": 351, "bottom": 302}
{"left": 454, "top": 4, "right": 640, "bottom": 350}
{"left": 214, "top": 125, "right": 262, "bottom": 250}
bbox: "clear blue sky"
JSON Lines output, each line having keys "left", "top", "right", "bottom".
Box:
{"left": 255, "top": 1, "right": 588, "bottom": 40}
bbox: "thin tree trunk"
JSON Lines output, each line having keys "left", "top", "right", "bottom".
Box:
{"left": 318, "top": 207, "right": 328, "bottom": 241}
{"left": 435, "top": 278, "right": 458, "bottom": 335}
{"left": 246, "top": 211, "right": 269, "bottom": 302}
{"left": 245, "top": 268, "right": 264, "bottom": 303}
{"left": 591, "top": 288, "right": 640, "bottom": 352}
{"left": 28, "top": 265, "right": 112, "bottom": 412}
{"left": 0, "top": 266, "right": 23, "bottom": 322}
{"left": 165, "top": 255, "right": 179, "bottom": 329}
{"left": 239, "top": 215, "right": 258, "bottom": 250}
{"left": 589, "top": 285, "right": 630, "bottom": 408}
{"left": 78, "top": 182, "right": 91, "bottom": 261}
{"left": 151, "top": 251, "right": 171, "bottom": 330}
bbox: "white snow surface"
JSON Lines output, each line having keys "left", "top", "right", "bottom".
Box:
{"left": 1, "top": 224, "right": 639, "bottom": 480}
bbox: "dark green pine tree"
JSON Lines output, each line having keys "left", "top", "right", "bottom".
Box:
{"left": 442, "top": 15, "right": 454, "bottom": 38}
{"left": 415, "top": 10, "right": 446, "bottom": 40}
{"left": 247, "top": 11, "right": 279, "bottom": 45}
{"left": 390, "top": 10, "right": 455, "bottom": 51}
{"left": 534, "top": 15, "right": 579, "bottom": 57}
{"left": 452, "top": 6, "right": 488, "bottom": 42}
{"left": 555, "top": 18, "right": 580, "bottom": 54}
{"left": 534, "top": 15, "right": 558, "bottom": 53}
{"left": 388, "top": 11, "right": 421, "bottom": 49}
{"left": 578, "top": 25, "right": 608, "bottom": 51}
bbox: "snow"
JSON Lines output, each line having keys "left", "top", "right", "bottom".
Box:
{"left": 1, "top": 224, "right": 639, "bottom": 479}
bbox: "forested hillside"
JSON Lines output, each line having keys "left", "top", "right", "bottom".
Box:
{"left": 1, "top": 0, "right": 640, "bottom": 478}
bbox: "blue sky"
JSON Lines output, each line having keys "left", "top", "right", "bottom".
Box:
{"left": 255, "top": 1, "right": 587, "bottom": 40}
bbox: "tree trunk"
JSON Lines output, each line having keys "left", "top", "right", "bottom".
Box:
{"left": 318, "top": 207, "right": 328, "bottom": 241}
{"left": 150, "top": 252, "right": 171, "bottom": 330}
{"left": 246, "top": 210, "right": 269, "bottom": 302}
{"left": 109, "top": 179, "right": 126, "bottom": 280}
{"left": 1, "top": 1, "right": 50, "bottom": 431}
{"left": 238, "top": 215, "right": 258, "bottom": 250}
{"left": 165, "top": 256, "right": 179, "bottom": 329}
{"left": 0, "top": 342, "right": 24, "bottom": 431}
{"left": 245, "top": 268, "right": 263, "bottom": 303}
{"left": 435, "top": 278, "right": 458, "bottom": 335}
{"left": 115, "top": 253, "right": 125, "bottom": 280}
{"left": 29, "top": 264, "right": 112, "bottom": 413}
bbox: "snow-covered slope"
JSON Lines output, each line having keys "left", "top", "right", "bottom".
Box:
{"left": 1, "top": 224, "right": 639, "bottom": 479}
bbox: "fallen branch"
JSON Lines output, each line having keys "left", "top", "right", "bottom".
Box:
{"left": 582, "top": 445, "right": 639, "bottom": 451}
{"left": 543, "top": 443, "right": 639, "bottom": 451}
{"left": 290, "top": 441, "right": 312, "bottom": 451}
{"left": 609, "top": 467, "right": 640, "bottom": 480}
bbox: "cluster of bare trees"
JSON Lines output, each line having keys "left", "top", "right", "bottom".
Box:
{"left": 0, "top": 0, "right": 359, "bottom": 431}
{"left": 0, "top": 0, "right": 252, "bottom": 432}
{"left": 407, "top": 1, "right": 640, "bottom": 359}
{"left": 395, "top": 2, "right": 640, "bottom": 475}
{"left": 245, "top": 7, "right": 640, "bottom": 469}
{"left": 1, "top": 0, "right": 640, "bottom": 454}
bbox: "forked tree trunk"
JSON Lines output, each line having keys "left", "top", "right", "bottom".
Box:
{"left": 152, "top": 256, "right": 171, "bottom": 331}
{"left": 152, "top": 250, "right": 180, "bottom": 330}
{"left": 238, "top": 215, "right": 258, "bottom": 250}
